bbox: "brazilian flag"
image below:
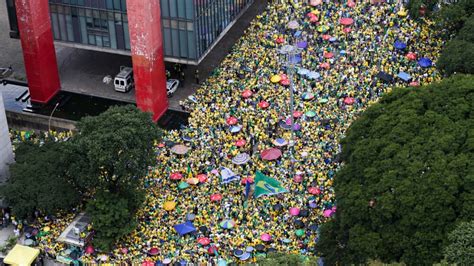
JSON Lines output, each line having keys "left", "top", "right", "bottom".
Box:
{"left": 254, "top": 171, "right": 288, "bottom": 198}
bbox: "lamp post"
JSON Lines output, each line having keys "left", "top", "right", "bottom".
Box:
{"left": 48, "top": 102, "right": 60, "bottom": 132}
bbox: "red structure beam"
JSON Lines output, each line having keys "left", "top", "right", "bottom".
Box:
{"left": 15, "top": 0, "right": 60, "bottom": 104}
{"left": 126, "top": 0, "right": 168, "bottom": 121}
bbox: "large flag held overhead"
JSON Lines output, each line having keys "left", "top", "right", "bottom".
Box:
{"left": 220, "top": 167, "right": 240, "bottom": 184}
{"left": 254, "top": 171, "right": 288, "bottom": 198}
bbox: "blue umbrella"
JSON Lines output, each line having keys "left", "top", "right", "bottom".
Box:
{"left": 397, "top": 72, "right": 411, "bottom": 82}
{"left": 297, "top": 41, "right": 307, "bottom": 49}
{"left": 229, "top": 125, "right": 242, "bottom": 133}
{"left": 294, "top": 30, "right": 302, "bottom": 38}
{"left": 290, "top": 54, "right": 302, "bottom": 64}
{"left": 340, "top": 50, "right": 346, "bottom": 55}
{"left": 173, "top": 222, "right": 196, "bottom": 236}
{"left": 394, "top": 40, "right": 407, "bottom": 50}
{"left": 418, "top": 57, "right": 432, "bottom": 68}
{"left": 329, "top": 37, "right": 337, "bottom": 42}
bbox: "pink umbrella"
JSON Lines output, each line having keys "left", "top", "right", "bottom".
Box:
{"left": 276, "top": 37, "right": 285, "bottom": 44}
{"left": 226, "top": 116, "right": 238, "bottom": 125}
{"left": 210, "top": 193, "right": 223, "bottom": 202}
{"left": 121, "top": 248, "right": 128, "bottom": 254}
{"left": 290, "top": 207, "right": 300, "bottom": 216}
{"left": 235, "top": 139, "right": 246, "bottom": 147}
{"left": 148, "top": 247, "right": 159, "bottom": 256}
{"left": 142, "top": 261, "right": 154, "bottom": 266}
{"left": 324, "top": 52, "right": 334, "bottom": 59}
{"left": 409, "top": 81, "right": 420, "bottom": 87}
{"left": 293, "top": 175, "right": 303, "bottom": 183}
{"left": 85, "top": 245, "right": 94, "bottom": 254}
{"left": 322, "top": 34, "right": 331, "bottom": 41}
{"left": 261, "top": 233, "right": 272, "bottom": 242}
{"left": 258, "top": 101, "right": 270, "bottom": 109}
{"left": 293, "top": 111, "right": 303, "bottom": 118}
{"left": 261, "top": 148, "right": 282, "bottom": 161}
{"left": 343, "top": 27, "right": 352, "bottom": 34}
{"left": 310, "top": 16, "right": 319, "bottom": 23}
{"left": 242, "top": 90, "right": 253, "bottom": 98}
{"left": 280, "top": 79, "right": 290, "bottom": 86}
{"left": 347, "top": 0, "right": 356, "bottom": 8}
{"left": 344, "top": 97, "right": 355, "bottom": 105}
{"left": 310, "top": 0, "right": 322, "bottom": 6}
{"left": 308, "top": 187, "right": 321, "bottom": 195}
{"left": 241, "top": 176, "right": 254, "bottom": 185}
{"left": 320, "top": 62, "right": 330, "bottom": 69}
{"left": 323, "top": 209, "right": 334, "bottom": 218}
{"left": 197, "top": 237, "right": 211, "bottom": 246}
{"left": 307, "top": 12, "right": 316, "bottom": 18}
{"left": 406, "top": 52, "right": 417, "bottom": 61}
{"left": 211, "top": 169, "right": 219, "bottom": 175}
{"left": 339, "top": 18, "right": 354, "bottom": 26}
{"left": 170, "top": 172, "right": 183, "bottom": 180}
{"left": 197, "top": 173, "right": 208, "bottom": 183}
{"left": 280, "top": 74, "right": 288, "bottom": 80}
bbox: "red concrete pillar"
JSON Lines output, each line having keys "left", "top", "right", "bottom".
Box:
{"left": 126, "top": 0, "right": 168, "bottom": 121}
{"left": 15, "top": 0, "right": 60, "bottom": 104}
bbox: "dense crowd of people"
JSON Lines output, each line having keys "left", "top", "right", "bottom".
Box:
{"left": 10, "top": 1, "right": 442, "bottom": 264}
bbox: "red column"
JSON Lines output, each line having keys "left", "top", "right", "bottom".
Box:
{"left": 126, "top": 0, "right": 168, "bottom": 121}
{"left": 15, "top": 0, "right": 60, "bottom": 104}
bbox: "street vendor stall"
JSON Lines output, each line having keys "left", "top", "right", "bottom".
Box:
{"left": 4, "top": 244, "right": 40, "bottom": 266}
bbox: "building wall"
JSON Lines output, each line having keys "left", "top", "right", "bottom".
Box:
{"left": 0, "top": 95, "right": 14, "bottom": 182}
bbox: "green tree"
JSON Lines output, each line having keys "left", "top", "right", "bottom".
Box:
{"left": 256, "top": 253, "right": 319, "bottom": 266}
{"left": 444, "top": 220, "right": 474, "bottom": 265}
{"left": 318, "top": 75, "right": 474, "bottom": 265}
{"left": 0, "top": 141, "right": 80, "bottom": 219}
{"left": 437, "top": 39, "right": 474, "bottom": 75}
{"left": 65, "top": 105, "right": 161, "bottom": 250}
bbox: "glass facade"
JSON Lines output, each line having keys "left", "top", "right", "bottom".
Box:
{"left": 6, "top": 0, "right": 254, "bottom": 63}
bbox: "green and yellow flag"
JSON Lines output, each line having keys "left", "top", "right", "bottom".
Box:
{"left": 254, "top": 171, "right": 288, "bottom": 198}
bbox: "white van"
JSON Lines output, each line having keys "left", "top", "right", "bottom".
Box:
{"left": 114, "top": 66, "right": 134, "bottom": 93}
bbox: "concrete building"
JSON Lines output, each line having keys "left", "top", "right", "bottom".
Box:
{"left": 5, "top": 0, "right": 254, "bottom": 120}
{"left": 0, "top": 95, "right": 14, "bottom": 182}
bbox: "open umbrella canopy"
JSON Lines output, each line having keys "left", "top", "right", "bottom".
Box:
{"left": 210, "top": 193, "right": 223, "bottom": 202}
{"left": 242, "top": 90, "right": 253, "bottom": 98}
{"left": 235, "top": 139, "right": 246, "bottom": 147}
{"left": 186, "top": 178, "right": 199, "bottom": 185}
{"left": 232, "top": 153, "right": 251, "bottom": 165}
{"left": 85, "top": 245, "right": 94, "bottom": 254}
{"left": 229, "top": 125, "right": 242, "bottom": 133}
{"left": 297, "top": 41, "right": 308, "bottom": 49}
{"left": 220, "top": 219, "right": 236, "bottom": 229}
{"left": 306, "top": 71, "right": 320, "bottom": 80}
{"left": 273, "top": 138, "right": 288, "bottom": 147}
{"left": 305, "top": 110, "right": 317, "bottom": 118}
{"left": 163, "top": 201, "right": 177, "bottom": 211}
{"left": 323, "top": 209, "right": 334, "bottom": 218}
{"left": 261, "top": 233, "right": 272, "bottom": 242}
{"left": 406, "top": 52, "right": 417, "bottom": 61}
{"left": 302, "top": 92, "right": 315, "bottom": 100}
{"left": 293, "top": 111, "right": 303, "bottom": 118}
{"left": 258, "top": 101, "right": 270, "bottom": 109}
{"left": 171, "top": 144, "right": 190, "bottom": 155}
{"left": 289, "top": 207, "right": 300, "bottom": 216}
{"left": 343, "top": 27, "right": 352, "bottom": 34}
{"left": 308, "top": 187, "right": 321, "bottom": 195}
{"left": 148, "top": 247, "right": 159, "bottom": 256}
{"left": 397, "top": 71, "right": 412, "bottom": 82}
{"left": 409, "top": 81, "right": 420, "bottom": 87}
{"left": 178, "top": 181, "right": 190, "bottom": 190}
{"left": 322, "top": 34, "right": 331, "bottom": 41}
{"left": 197, "top": 174, "right": 208, "bottom": 183}
{"left": 241, "top": 176, "right": 254, "bottom": 185}
{"left": 324, "top": 52, "right": 334, "bottom": 59}
{"left": 287, "top": 20, "right": 299, "bottom": 29}
{"left": 319, "top": 98, "right": 329, "bottom": 104}
{"left": 344, "top": 97, "right": 355, "bottom": 105}
{"left": 339, "top": 17, "right": 354, "bottom": 25}
{"left": 170, "top": 172, "right": 183, "bottom": 180}
{"left": 295, "top": 229, "right": 305, "bottom": 237}
{"left": 280, "top": 79, "right": 290, "bottom": 86}
{"left": 226, "top": 116, "right": 238, "bottom": 125}
{"left": 270, "top": 75, "right": 281, "bottom": 83}
{"left": 173, "top": 222, "right": 196, "bottom": 236}
{"left": 394, "top": 40, "right": 407, "bottom": 50}
{"left": 418, "top": 57, "right": 433, "bottom": 68}
{"left": 142, "top": 261, "right": 154, "bottom": 266}
{"left": 376, "top": 71, "right": 394, "bottom": 83}
{"left": 320, "top": 62, "right": 330, "bottom": 69}
{"left": 329, "top": 37, "right": 337, "bottom": 42}
{"left": 298, "top": 68, "right": 310, "bottom": 75}
{"left": 261, "top": 148, "right": 282, "bottom": 160}
{"left": 197, "top": 237, "right": 211, "bottom": 246}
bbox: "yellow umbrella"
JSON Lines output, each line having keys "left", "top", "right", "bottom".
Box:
{"left": 43, "top": 226, "right": 50, "bottom": 232}
{"left": 163, "top": 201, "right": 177, "bottom": 211}
{"left": 270, "top": 75, "right": 281, "bottom": 83}
{"left": 398, "top": 9, "right": 407, "bottom": 17}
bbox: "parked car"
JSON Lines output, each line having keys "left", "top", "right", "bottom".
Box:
{"left": 167, "top": 79, "right": 179, "bottom": 97}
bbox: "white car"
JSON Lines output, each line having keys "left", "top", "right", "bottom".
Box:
{"left": 167, "top": 79, "right": 179, "bottom": 97}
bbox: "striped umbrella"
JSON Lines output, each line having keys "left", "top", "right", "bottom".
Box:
{"left": 232, "top": 153, "right": 250, "bottom": 165}
{"left": 220, "top": 219, "right": 236, "bottom": 229}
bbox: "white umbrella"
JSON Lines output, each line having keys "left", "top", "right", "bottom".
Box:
{"left": 287, "top": 20, "right": 300, "bottom": 29}
{"left": 297, "top": 68, "right": 309, "bottom": 75}
{"left": 232, "top": 153, "right": 250, "bottom": 165}
{"left": 306, "top": 71, "right": 320, "bottom": 80}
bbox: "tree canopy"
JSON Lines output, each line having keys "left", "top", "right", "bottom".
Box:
{"left": 0, "top": 141, "right": 80, "bottom": 219}
{"left": 444, "top": 220, "right": 474, "bottom": 265}
{"left": 318, "top": 75, "right": 474, "bottom": 265}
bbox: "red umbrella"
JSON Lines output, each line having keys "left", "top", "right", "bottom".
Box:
{"left": 320, "top": 62, "right": 330, "bottom": 69}
{"left": 261, "top": 148, "right": 282, "bottom": 161}
{"left": 210, "top": 193, "right": 223, "bottom": 202}
{"left": 197, "top": 173, "right": 208, "bottom": 183}
{"left": 310, "top": 16, "right": 319, "bottom": 23}
{"left": 235, "top": 139, "right": 246, "bottom": 147}
{"left": 85, "top": 245, "right": 94, "bottom": 254}
{"left": 208, "top": 245, "right": 218, "bottom": 255}
{"left": 324, "top": 52, "right": 334, "bottom": 59}
{"left": 158, "top": 143, "right": 165, "bottom": 148}
{"left": 406, "top": 52, "right": 417, "bottom": 61}
{"left": 241, "top": 176, "right": 254, "bottom": 185}
{"left": 293, "top": 111, "right": 303, "bottom": 118}
{"left": 226, "top": 116, "right": 238, "bottom": 125}
{"left": 197, "top": 237, "right": 211, "bottom": 246}
{"left": 281, "top": 79, "right": 290, "bottom": 86}
{"left": 170, "top": 172, "right": 183, "bottom": 180}
{"left": 308, "top": 187, "right": 321, "bottom": 195}
{"left": 148, "top": 247, "right": 159, "bottom": 256}
{"left": 409, "top": 81, "right": 420, "bottom": 87}
{"left": 307, "top": 12, "right": 316, "bottom": 18}
{"left": 343, "top": 27, "right": 352, "bottom": 34}
{"left": 242, "top": 90, "right": 253, "bottom": 98}
{"left": 322, "top": 34, "right": 331, "bottom": 41}
{"left": 344, "top": 97, "right": 355, "bottom": 105}
{"left": 258, "top": 101, "right": 270, "bottom": 109}
{"left": 293, "top": 175, "right": 303, "bottom": 183}
{"left": 276, "top": 37, "right": 285, "bottom": 44}
{"left": 339, "top": 18, "right": 354, "bottom": 26}
{"left": 142, "top": 261, "right": 154, "bottom": 266}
